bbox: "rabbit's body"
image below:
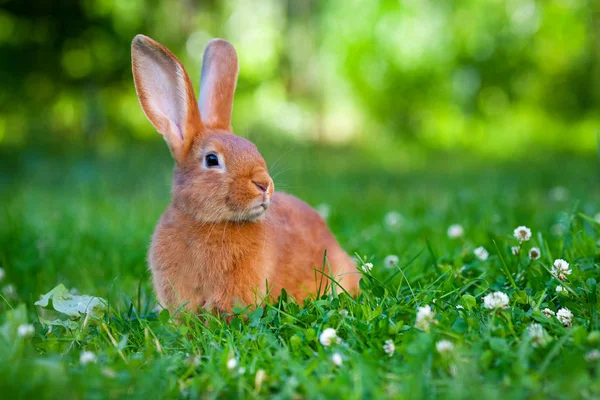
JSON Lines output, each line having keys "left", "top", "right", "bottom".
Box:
{"left": 151, "top": 192, "right": 358, "bottom": 313}
{"left": 131, "top": 35, "right": 359, "bottom": 314}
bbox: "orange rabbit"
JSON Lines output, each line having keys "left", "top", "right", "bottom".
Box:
{"left": 131, "top": 35, "right": 360, "bottom": 315}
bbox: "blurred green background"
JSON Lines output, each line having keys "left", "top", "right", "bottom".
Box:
{"left": 0, "top": 0, "right": 598, "bottom": 157}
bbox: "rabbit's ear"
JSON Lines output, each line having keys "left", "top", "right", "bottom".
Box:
{"left": 132, "top": 35, "right": 201, "bottom": 162}
{"left": 199, "top": 39, "right": 239, "bottom": 131}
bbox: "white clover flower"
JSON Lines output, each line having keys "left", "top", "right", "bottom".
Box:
{"left": 528, "top": 247, "right": 541, "bottom": 260}
{"left": 482, "top": 292, "right": 509, "bottom": 310}
{"left": 2, "top": 284, "right": 16, "bottom": 298}
{"left": 383, "top": 340, "right": 395, "bottom": 356}
{"left": 0, "top": 267, "right": 5, "bottom": 282}
{"left": 415, "top": 305, "right": 436, "bottom": 332}
{"left": 527, "top": 324, "right": 547, "bottom": 348}
{"left": 80, "top": 351, "right": 97, "bottom": 365}
{"left": 556, "top": 307, "right": 573, "bottom": 327}
{"left": 551, "top": 259, "right": 572, "bottom": 281}
{"left": 255, "top": 369, "right": 267, "bottom": 389}
{"left": 360, "top": 263, "right": 373, "bottom": 273}
{"left": 286, "top": 376, "right": 298, "bottom": 388}
{"left": 316, "top": 203, "right": 331, "bottom": 220}
{"left": 556, "top": 285, "right": 564, "bottom": 293}
{"left": 384, "top": 255, "right": 399, "bottom": 268}
{"left": 227, "top": 357, "right": 238, "bottom": 370}
{"left": 595, "top": 213, "right": 600, "bottom": 224}
{"left": 186, "top": 354, "right": 200, "bottom": 367}
{"left": 542, "top": 308, "right": 556, "bottom": 318}
{"left": 331, "top": 352, "right": 343, "bottom": 366}
{"left": 447, "top": 224, "right": 464, "bottom": 239}
{"left": 511, "top": 246, "right": 520, "bottom": 256}
{"left": 319, "top": 328, "right": 338, "bottom": 346}
{"left": 339, "top": 309, "right": 348, "bottom": 317}
{"left": 585, "top": 349, "right": 600, "bottom": 362}
{"left": 549, "top": 186, "right": 569, "bottom": 202}
{"left": 238, "top": 367, "right": 246, "bottom": 374}
{"left": 474, "top": 246, "right": 489, "bottom": 261}
{"left": 102, "top": 368, "right": 116, "bottom": 378}
{"left": 436, "top": 340, "right": 454, "bottom": 354}
{"left": 17, "top": 324, "right": 34, "bottom": 338}
{"left": 384, "top": 211, "right": 404, "bottom": 231}
{"left": 513, "top": 226, "right": 532, "bottom": 242}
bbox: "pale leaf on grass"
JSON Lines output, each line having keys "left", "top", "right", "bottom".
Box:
{"left": 35, "top": 284, "right": 107, "bottom": 319}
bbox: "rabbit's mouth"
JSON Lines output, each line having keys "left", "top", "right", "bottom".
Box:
{"left": 241, "top": 202, "right": 269, "bottom": 222}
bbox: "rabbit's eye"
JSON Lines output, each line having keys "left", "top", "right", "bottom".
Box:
{"left": 205, "top": 153, "right": 220, "bottom": 167}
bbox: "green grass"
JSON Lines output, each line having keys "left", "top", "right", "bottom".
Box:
{"left": 1, "top": 139, "right": 600, "bottom": 399}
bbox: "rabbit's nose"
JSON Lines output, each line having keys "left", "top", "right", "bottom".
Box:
{"left": 253, "top": 180, "right": 269, "bottom": 193}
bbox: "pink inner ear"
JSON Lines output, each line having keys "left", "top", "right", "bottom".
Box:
{"left": 199, "top": 62, "right": 223, "bottom": 129}
{"left": 134, "top": 43, "right": 188, "bottom": 142}
{"left": 198, "top": 39, "right": 238, "bottom": 130}
{"left": 174, "top": 123, "right": 182, "bottom": 141}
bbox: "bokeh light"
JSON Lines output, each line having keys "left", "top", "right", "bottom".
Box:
{"left": 0, "top": 0, "right": 596, "bottom": 157}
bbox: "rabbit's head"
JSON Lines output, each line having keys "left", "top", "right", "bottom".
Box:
{"left": 132, "top": 35, "right": 273, "bottom": 222}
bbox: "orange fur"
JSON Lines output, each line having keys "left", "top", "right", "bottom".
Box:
{"left": 132, "top": 35, "right": 360, "bottom": 314}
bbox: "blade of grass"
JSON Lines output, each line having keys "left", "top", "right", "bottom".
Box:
{"left": 492, "top": 240, "right": 517, "bottom": 290}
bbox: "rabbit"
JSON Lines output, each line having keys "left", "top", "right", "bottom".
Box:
{"left": 131, "top": 34, "right": 360, "bottom": 315}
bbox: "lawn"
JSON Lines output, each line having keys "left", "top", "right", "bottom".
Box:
{"left": 1, "top": 139, "right": 599, "bottom": 399}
